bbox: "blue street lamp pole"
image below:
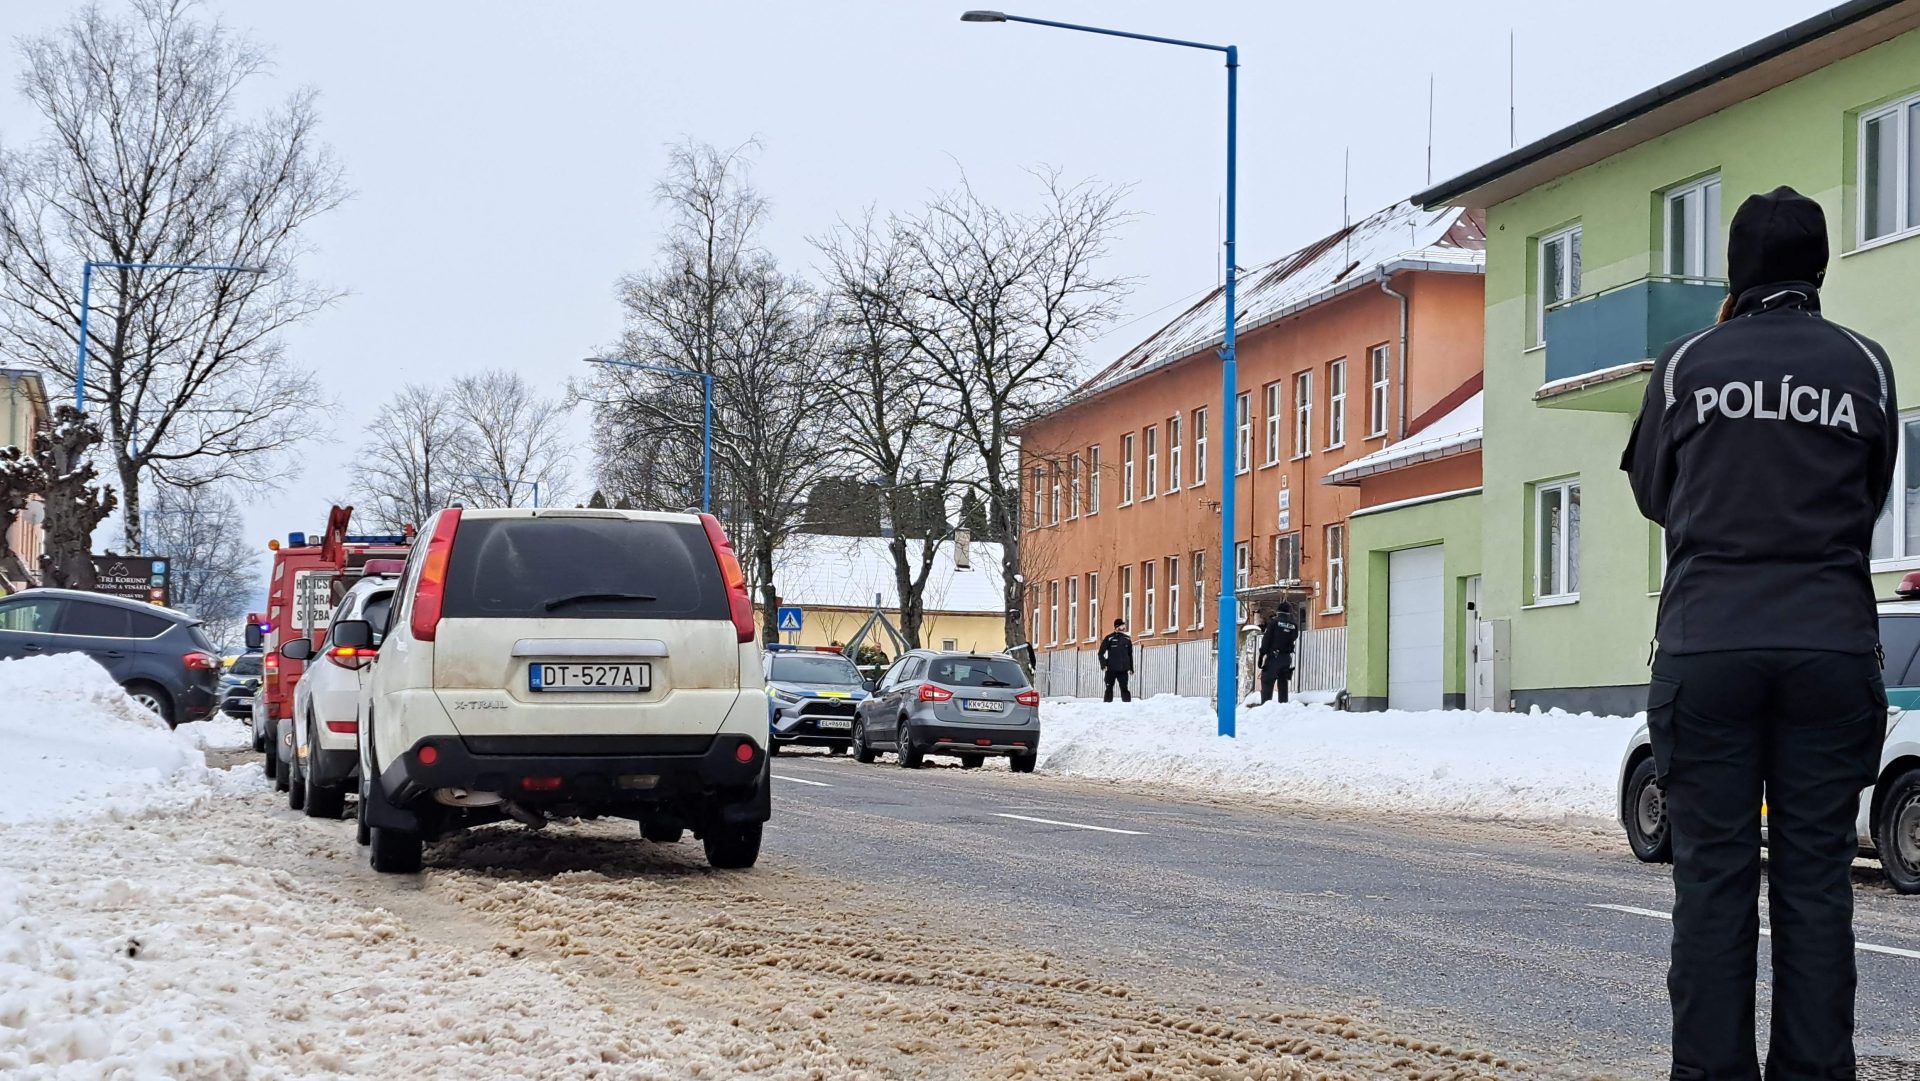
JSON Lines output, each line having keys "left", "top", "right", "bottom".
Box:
{"left": 584, "top": 357, "right": 715, "bottom": 513}
{"left": 962, "top": 10, "right": 1241, "bottom": 737}
{"left": 73, "top": 260, "right": 265, "bottom": 411}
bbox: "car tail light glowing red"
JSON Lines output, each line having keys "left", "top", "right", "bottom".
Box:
{"left": 416, "top": 743, "right": 439, "bottom": 766}
{"left": 1015, "top": 690, "right": 1040, "bottom": 707}
{"left": 520, "top": 776, "right": 563, "bottom": 792}
{"left": 325, "top": 720, "right": 358, "bottom": 734}
{"left": 917, "top": 683, "right": 954, "bottom": 703}
{"left": 325, "top": 645, "right": 373, "bottom": 670}
{"left": 699, "top": 513, "right": 756, "bottom": 644}
{"left": 182, "top": 652, "right": 217, "bottom": 671}
{"left": 410, "top": 508, "right": 462, "bottom": 642}
{"left": 733, "top": 741, "right": 757, "bottom": 764}
{"left": 975, "top": 738, "right": 992, "bottom": 746}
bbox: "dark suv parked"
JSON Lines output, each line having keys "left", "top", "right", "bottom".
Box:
{"left": 0, "top": 588, "right": 222, "bottom": 726}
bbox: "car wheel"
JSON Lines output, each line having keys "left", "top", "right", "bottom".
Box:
{"left": 1009, "top": 752, "right": 1037, "bottom": 774}
{"left": 852, "top": 721, "right": 877, "bottom": 764}
{"left": 1874, "top": 766, "right": 1920, "bottom": 895}
{"left": 643, "top": 822, "right": 684, "bottom": 844}
{"left": 303, "top": 720, "right": 346, "bottom": 819}
{"left": 124, "top": 682, "right": 175, "bottom": 728}
{"left": 703, "top": 822, "right": 762, "bottom": 870}
{"left": 1624, "top": 756, "right": 1672, "bottom": 864}
{"left": 369, "top": 825, "right": 423, "bottom": 874}
{"left": 264, "top": 743, "right": 278, "bottom": 781}
{"left": 960, "top": 755, "right": 984, "bottom": 770}
{"left": 768, "top": 738, "right": 782, "bottom": 757}
{"left": 251, "top": 725, "right": 267, "bottom": 754}
{"left": 286, "top": 748, "right": 307, "bottom": 812}
{"left": 896, "top": 721, "right": 923, "bottom": 769}
{"left": 355, "top": 779, "right": 371, "bottom": 846}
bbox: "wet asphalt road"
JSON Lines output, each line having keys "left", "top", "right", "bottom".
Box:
{"left": 762, "top": 751, "right": 1920, "bottom": 1077}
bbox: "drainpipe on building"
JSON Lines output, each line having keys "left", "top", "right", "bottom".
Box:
{"left": 1378, "top": 275, "right": 1411, "bottom": 440}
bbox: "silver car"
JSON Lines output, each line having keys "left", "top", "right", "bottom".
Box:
{"left": 852, "top": 650, "right": 1040, "bottom": 772}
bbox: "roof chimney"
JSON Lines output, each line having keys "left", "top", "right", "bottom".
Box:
{"left": 954, "top": 529, "right": 972, "bottom": 570}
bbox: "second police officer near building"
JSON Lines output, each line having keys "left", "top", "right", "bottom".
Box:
{"left": 1622, "top": 187, "right": 1897, "bottom": 1081}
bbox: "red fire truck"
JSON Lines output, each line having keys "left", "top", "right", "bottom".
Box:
{"left": 246, "top": 507, "right": 410, "bottom": 774}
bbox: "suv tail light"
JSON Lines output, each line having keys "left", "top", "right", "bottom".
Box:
{"left": 918, "top": 683, "right": 953, "bottom": 703}
{"left": 182, "top": 652, "right": 218, "bottom": 671}
{"left": 410, "top": 508, "right": 463, "bottom": 642}
{"left": 1015, "top": 690, "right": 1040, "bottom": 707}
{"left": 698, "top": 513, "right": 756, "bottom": 644}
{"left": 325, "top": 645, "right": 373, "bottom": 671}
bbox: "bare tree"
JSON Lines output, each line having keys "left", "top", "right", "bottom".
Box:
{"left": 446, "top": 369, "right": 572, "bottom": 509}
{"left": 146, "top": 482, "right": 257, "bottom": 648}
{"left": 0, "top": 444, "right": 46, "bottom": 587}
{"left": 36, "top": 405, "right": 116, "bottom": 588}
{"left": 896, "top": 172, "right": 1132, "bottom": 651}
{"left": 813, "top": 210, "right": 960, "bottom": 649}
{"left": 0, "top": 0, "right": 347, "bottom": 551}
{"left": 581, "top": 139, "right": 840, "bottom": 639}
{"left": 352, "top": 383, "right": 470, "bottom": 531}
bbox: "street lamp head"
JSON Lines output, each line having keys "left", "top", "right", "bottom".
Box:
{"left": 960, "top": 10, "right": 1007, "bottom": 22}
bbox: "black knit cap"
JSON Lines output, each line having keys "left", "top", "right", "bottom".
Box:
{"left": 1726, "top": 185, "right": 1828, "bottom": 297}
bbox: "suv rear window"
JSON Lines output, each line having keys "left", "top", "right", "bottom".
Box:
{"left": 926, "top": 656, "right": 1027, "bottom": 689}
{"left": 230, "top": 654, "right": 264, "bottom": 677}
{"left": 440, "top": 517, "right": 727, "bottom": 621}
{"left": 770, "top": 653, "right": 863, "bottom": 685}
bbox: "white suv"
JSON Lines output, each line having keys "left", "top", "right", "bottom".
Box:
{"left": 336, "top": 507, "right": 769, "bottom": 873}
{"left": 280, "top": 567, "right": 401, "bottom": 819}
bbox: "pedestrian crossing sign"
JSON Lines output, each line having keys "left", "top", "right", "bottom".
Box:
{"left": 777, "top": 607, "right": 804, "bottom": 633}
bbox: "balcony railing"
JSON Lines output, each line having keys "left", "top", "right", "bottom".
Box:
{"left": 1543, "top": 275, "right": 1725, "bottom": 386}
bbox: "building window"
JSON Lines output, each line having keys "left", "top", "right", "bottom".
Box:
{"left": 1537, "top": 225, "right": 1583, "bottom": 346}
{"left": 1191, "top": 550, "right": 1206, "bottom": 629}
{"left": 1534, "top": 478, "right": 1582, "bottom": 603}
{"left": 1048, "top": 580, "right": 1060, "bottom": 645}
{"left": 1862, "top": 94, "right": 1920, "bottom": 245}
{"left": 1292, "top": 371, "right": 1313, "bottom": 458}
{"left": 1368, "top": 344, "right": 1390, "bottom": 437}
{"left": 1327, "top": 358, "right": 1348, "bottom": 449}
{"left": 942, "top": 638, "right": 958, "bottom": 651}
{"left": 1166, "top": 555, "right": 1180, "bottom": 634}
{"left": 1144, "top": 425, "right": 1159, "bottom": 499}
{"left": 1264, "top": 382, "right": 1283, "bottom": 465}
{"left": 1121, "top": 433, "right": 1136, "bottom": 505}
{"left": 1069, "top": 453, "right": 1083, "bottom": 519}
{"left": 1665, "top": 175, "right": 1723, "bottom": 278}
{"left": 1234, "top": 541, "right": 1250, "bottom": 626}
{"left": 1142, "top": 561, "right": 1156, "bottom": 635}
{"left": 1089, "top": 445, "right": 1102, "bottom": 514}
{"left": 1030, "top": 588, "right": 1041, "bottom": 645}
{"left": 1086, "top": 572, "right": 1100, "bottom": 641}
{"left": 1066, "top": 575, "right": 1079, "bottom": 643}
{"left": 1031, "top": 467, "right": 1044, "bottom": 530}
{"left": 1275, "top": 532, "right": 1301, "bottom": 583}
{"left": 1049, "top": 464, "right": 1061, "bottom": 525}
{"left": 1324, "top": 523, "right": 1346, "bottom": 613}
{"left": 1235, "top": 392, "right": 1252, "bottom": 475}
{"left": 1873, "top": 413, "right": 1920, "bottom": 563}
{"left": 1120, "top": 564, "right": 1133, "bottom": 630}
{"left": 1168, "top": 414, "right": 1182, "bottom": 492}
{"left": 1192, "top": 407, "right": 1209, "bottom": 486}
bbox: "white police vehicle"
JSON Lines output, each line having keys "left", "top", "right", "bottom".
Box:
{"left": 1618, "top": 573, "right": 1920, "bottom": 894}
{"left": 763, "top": 645, "right": 871, "bottom": 756}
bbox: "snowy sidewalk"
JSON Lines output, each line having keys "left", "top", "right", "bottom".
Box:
{"left": 1037, "top": 696, "right": 1644, "bottom": 827}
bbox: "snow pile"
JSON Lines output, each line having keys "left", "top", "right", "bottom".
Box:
{"left": 173, "top": 715, "right": 251, "bottom": 752}
{"left": 1039, "top": 696, "right": 1642, "bottom": 825}
{"left": 0, "top": 655, "right": 261, "bottom": 824}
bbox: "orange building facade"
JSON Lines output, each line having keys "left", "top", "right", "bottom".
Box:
{"left": 1019, "top": 203, "right": 1486, "bottom": 698}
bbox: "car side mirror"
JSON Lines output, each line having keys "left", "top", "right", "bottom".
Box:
{"left": 864, "top": 678, "right": 878, "bottom": 693}
{"left": 280, "top": 638, "right": 314, "bottom": 662}
{"left": 329, "top": 619, "right": 374, "bottom": 650}
{"left": 244, "top": 624, "right": 263, "bottom": 650}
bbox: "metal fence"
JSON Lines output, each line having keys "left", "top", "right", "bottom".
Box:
{"left": 1035, "top": 626, "right": 1346, "bottom": 701}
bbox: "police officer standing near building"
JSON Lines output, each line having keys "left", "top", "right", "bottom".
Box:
{"left": 1097, "top": 618, "right": 1134, "bottom": 703}
{"left": 1622, "top": 187, "right": 1897, "bottom": 1081}
{"left": 1258, "top": 605, "right": 1300, "bottom": 704}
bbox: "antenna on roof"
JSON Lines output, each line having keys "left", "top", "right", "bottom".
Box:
{"left": 1509, "top": 30, "right": 1517, "bottom": 149}
{"left": 1427, "top": 74, "right": 1435, "bottom": 185}
{"left": 1343, "top": 147, "right": 1352, "bottom": 266}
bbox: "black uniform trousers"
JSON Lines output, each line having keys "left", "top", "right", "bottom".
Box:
{"left": 1647, "top": 649, "right": 1885, "bottom": 1081}
{"left": 1103, "top": 670, "right": 1131, "bottom": 703}
{"left": 1260, "top": 662, "right": 1291, "bottom": 703}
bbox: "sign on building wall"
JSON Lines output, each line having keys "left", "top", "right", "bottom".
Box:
{"left": 90, "top": 555, "right": 170, "bottom": 606}
{"left": 1277, "top": 488, "right": 1292, "bottom": 532}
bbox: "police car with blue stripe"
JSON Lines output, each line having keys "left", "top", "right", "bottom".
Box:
{"left": 764, "top": 645, "right": 872, "bottom": 756}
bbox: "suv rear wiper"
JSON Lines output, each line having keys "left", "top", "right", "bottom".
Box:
{"left": 979, "top": 679, "right": 1015, "bottom": 688}
{"left": 543, "top": 591, "right": 658, "bottom": 611}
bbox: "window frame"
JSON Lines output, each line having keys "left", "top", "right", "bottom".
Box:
{"left": 1069, "top": 452, "right": 1083, "bottom": 519}
{"left": 1066, "top": 574, "right": 1079, "bottom": 643}
{"left": 1263, "top": 382, "right": 1283, "bottom": 465}
{"left": 1088, "top": 445, "right": 1102, "bottom": 514}
{"left": 1860, "top": 93, "right": 1920, "bottom": 248}
{"left": 1120, "top": 564, "right": 1134, "bottom": 631}
{"left": 1086, "top": 572, "right": 1100, "bottom": 643}
{"left": 1191, "top": 550, "right": 1206, "bottom": 629}
{"left": 1663, "top": 175, "right": 1723, "bottom": 279}
{"left": 1536, "top": 225, "right": 1583, "bottom": 347}
{"left": 1533, "top": 477, "right": 1583, "bottom": 604}
{"left": 1167, "top": 414, "right": 1182, "bottom": 493}
{"left": 1872, "top": 411, "right": 1920, "bottom": 567}
{"left": 1166, "top": 555, "right": 1180, "bottom": 635}
{"left": 1292, "top": 371, "right": 1313, "bottom": 459}
{"left": 1367, "top": 344, "right": 1390, "bottom": 438}
{"left": 1233, "top": 541, "right": 1251, "bottom": 626}
{"left": 1142, "top": 560, "right": 1157, "bottom": 636}
{"left": 1192, "top": 407, "right": 1209, "bottom": 486}
{"left": 1121, "top": 433, "right": 1136, "bottom": 506}
{"left": 1048, "top": 464, "right": 1061, "bottom": 525}
{"left": 1235, "top": 392, "right": 1252, "bottom": 475}
{"left": 1048, "top": 579, "right": 1060, "bottom": 646}
{"left": 1275, "top": 532, "right": 1302, "bottom": 583}
{"left": 1144, "top": 424, "right": 1159, "bottom": 500}
{"left": 1324, "top": 523, "right": 1346, "bottom": 614}
{"left": 1327, "top": 358, "right": 1348, "bottom": 449}
{"left": 1031, "top": 466, "right": 1045, "bottom": 530}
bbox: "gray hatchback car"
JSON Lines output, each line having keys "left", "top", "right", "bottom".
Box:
{"left": 0, "top": 588, "right": 222, "bottom": 726}
{"left": 852, "top": 650, "right": 1040, "bottom": 772}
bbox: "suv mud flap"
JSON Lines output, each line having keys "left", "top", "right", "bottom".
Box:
{"left": 368, "top": 759, "right": 422, "bottom": 834}
{"left": 718, "top": 761, "right": 772, "bottom": 825}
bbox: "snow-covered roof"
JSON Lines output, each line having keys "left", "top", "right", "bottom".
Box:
{"left": 1322, "top": 392, "right": 1483, "bottom": 487}
{"left": 771, "top": 534, "right": 1005, "bottom": 614}
{"left": 1066, "top": 204, "right": 1486, "bottom": 406}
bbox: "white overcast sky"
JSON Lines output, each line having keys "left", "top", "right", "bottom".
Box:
{"left": 1, "top": 0, "right": 1839, "bottom": 564}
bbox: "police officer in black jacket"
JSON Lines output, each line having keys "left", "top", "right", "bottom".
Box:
{"left": 1097, "top": 619, "right": 1134, "bottom": 703}
{"left": 1258, "top": 606, "right": 1299, "bottom": 704}
{"left": 1622, "top": 186, "right": 1898, "bottom": 1081}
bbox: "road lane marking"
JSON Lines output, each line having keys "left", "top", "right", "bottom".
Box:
{"left": 1589, "top": 904, "right": 1920, "bottom": 960}
{"left": 773, "top": 774, "right": 834, "bottom": 788}
{"left": 992, "top": 813, "right": 1144, "bottom": 836}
